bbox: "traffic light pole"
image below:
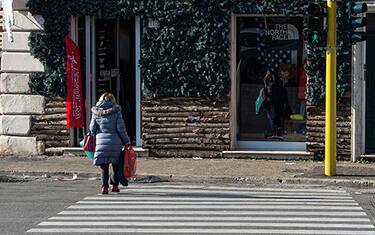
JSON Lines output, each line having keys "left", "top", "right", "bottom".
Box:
{"left": 325, "top": 0, "right": 337, "bottom": 176}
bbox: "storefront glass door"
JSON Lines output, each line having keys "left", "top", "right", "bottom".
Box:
{"left": 73, "top": 16, "right": 142, "bottom": 147}
{"left": 236, "top": 16, "right": 306, "bottom": 151}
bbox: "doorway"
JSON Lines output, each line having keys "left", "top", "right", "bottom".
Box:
{"left": 366, "top": 14, "right": 375, "bottom": 153}
{"left": 232, "top": 15, "right": 306, "bottom": 151}
{"left": 71, "top": 16, "right": 142, "bottom": 147}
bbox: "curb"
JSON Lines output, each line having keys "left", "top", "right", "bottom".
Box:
{"left": 1, "top": 170, "right": 375, "bottom": 188}
{"left": 283, "top": 177, "right": 375, "bottom": 188}
{"left": 0, "top": 170, "right": 99, "bottom": 179}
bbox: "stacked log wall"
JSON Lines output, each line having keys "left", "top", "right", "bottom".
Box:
{"left": 306, "top": 102, "right": 351, "bottom": 160}
{"left": 30, "top": 97, "right": 70, "bottom": 155}
{"left": 142, "top": 97, "right": 230, "bottom": 158}
{"left": 28, "top": 97, "right": 352, "bottom": 159}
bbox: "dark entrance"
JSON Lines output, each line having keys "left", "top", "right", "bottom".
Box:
{"left": 366, "top": 14, "right": 375, "bottom": 152}
{"left": 95, "top": 18, "right": 136, "bottom": 144}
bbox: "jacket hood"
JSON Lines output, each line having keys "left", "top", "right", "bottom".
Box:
{"left": 91, "top": 101, "right": 122, "bottom": 116}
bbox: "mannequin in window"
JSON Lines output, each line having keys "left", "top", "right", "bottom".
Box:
{"left": 270, "top": 65, "right": 290, "bottom": 139}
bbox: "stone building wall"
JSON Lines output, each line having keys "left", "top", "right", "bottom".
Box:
{"left": 0, "top": 1, "right": 45, "bottom": 155}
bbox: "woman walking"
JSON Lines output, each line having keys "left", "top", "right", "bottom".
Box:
{"left": 89, "top": 92, "right": 130, "bottom": 194}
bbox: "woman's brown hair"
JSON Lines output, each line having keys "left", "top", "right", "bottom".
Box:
{"left": 99, "top": 92, "right": 117, "bottom": 104}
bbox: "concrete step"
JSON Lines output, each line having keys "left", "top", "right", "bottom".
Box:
{"left": 361, "top": 154, "right": 375, "bottom": 158}
{"left": 62, "top": 147, "right": 84, "bottom": 156}
{"left": 44, "top": 147, "right": 65, "bottom": 156}
{"left": 222, "top": 151, "right": 314, "bottom": 160}
{"left": 360, "top": 155, "right": 375, "bottom": 162}
{"left": 62, "top": 147, "right": 150, "bottom": 158}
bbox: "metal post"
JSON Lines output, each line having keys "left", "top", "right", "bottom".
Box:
{"left": 325, "top": 0, "right": 337, "bottom": 176}
{"left": 135, "top": 16, "right": 142, "bottom": 147}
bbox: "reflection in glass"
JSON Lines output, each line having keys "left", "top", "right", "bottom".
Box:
{"left": 237, "top": 17, "right": 306, "bottom": 142}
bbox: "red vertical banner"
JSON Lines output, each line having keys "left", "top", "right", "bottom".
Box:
{"left": 65, "top": 35, "right": 84, "bottom": 128}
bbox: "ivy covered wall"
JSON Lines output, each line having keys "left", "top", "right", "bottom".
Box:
{"left": 27, "top": 0, "right": 352, "bottom": 104}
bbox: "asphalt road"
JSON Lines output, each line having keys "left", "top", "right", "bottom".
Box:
{"left": 352, "top": 189, "right": 375, "bottom": 225}
{"left": 1, "top": 177, "right": 375, "bottom": 235}
{"left": 0, "top": 178, "right": 99, "bottom": 235}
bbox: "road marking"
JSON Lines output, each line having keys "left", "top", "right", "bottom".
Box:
{"left": 27, "top": 185, "right": 375, "bottom": 234}
{"left": 58, "top": 210, "right": 368, "bottom": 216}
{"left": 68, "top": 204, "right": 363, "bottom": 210}
{"left": 77, "top": 200, "right": 360, "bottom": 205}
{"left": 84, "top": 196, "right": 356, "bottom": 202}
{"left": 26, "top": 228, "right": 375, "bottom": 234}
{"left": 38, "top": 221, "right": 375, "bottom": 229}
{"left": 133, "top": 185, "right": 348, "bottom": 193}
{"left": 48, "top": 216, "right": 372, "bottom": 223}
{"left": 105, "top": 188, "right": 352, "bottom": 197}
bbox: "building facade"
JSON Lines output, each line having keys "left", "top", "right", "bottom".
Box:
{"left": 0, "top": 0, "right": 45, "bottom": 155}
{"left": 352, "top": 2, "right": 375, "bottom": 161}
{"left": 0, "top": 1, "right": 363, "bottom": 161}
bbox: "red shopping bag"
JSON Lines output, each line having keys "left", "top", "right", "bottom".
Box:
{"left": 123, "top": 145, "right": 137, "bottom": 178}
{"left": 83, "top": 134, "right": 95, "bottom": 153}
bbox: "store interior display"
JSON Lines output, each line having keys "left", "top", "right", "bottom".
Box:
{"left": 238, "top": 16, "right": 306, "bottom": 142}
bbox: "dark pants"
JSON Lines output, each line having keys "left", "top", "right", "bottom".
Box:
{"left": 100, "top": 164, "right": 119, "bottom": 187}
{"left": 273, "top": 103, "right": 285, "bottom": 136}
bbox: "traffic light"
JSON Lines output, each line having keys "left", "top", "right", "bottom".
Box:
{"left": 348, "top": 2, "right": 367, "bottom": 44}
{"left": 305, "top": 2, "right": 326, "bottom": 46}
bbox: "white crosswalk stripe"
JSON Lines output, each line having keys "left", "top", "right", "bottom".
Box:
{"left": 27, "top": 185, "right": 375, "bottom": 234}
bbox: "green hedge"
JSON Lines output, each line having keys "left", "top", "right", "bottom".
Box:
{"left": 27, "top": 0, "right": 351, "bottom": 104}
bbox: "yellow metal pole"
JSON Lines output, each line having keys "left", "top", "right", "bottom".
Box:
{"left": 325, "top": 0, "right": 337, "bottom": 176}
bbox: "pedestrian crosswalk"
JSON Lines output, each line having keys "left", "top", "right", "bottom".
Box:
{"left": 27, "top": 185, "right": 375, "bottom": 234}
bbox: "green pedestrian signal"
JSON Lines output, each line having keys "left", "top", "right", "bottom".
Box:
{"left": 312, "top": 34, "right": 319, "bottom": 44}
{"left": 305, "top": 2, "right": 326, "bottom": 46}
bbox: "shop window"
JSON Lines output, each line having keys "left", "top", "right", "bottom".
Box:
{"left": 237, "top": 16, "right": 306, "bottom": 142}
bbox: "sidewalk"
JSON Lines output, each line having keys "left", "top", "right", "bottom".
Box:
{"left": 1, "top": 155, "right": 375, "bottom": 187}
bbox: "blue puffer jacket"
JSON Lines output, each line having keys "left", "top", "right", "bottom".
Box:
{"left": 89, "top": 100, "right": 130, "bottom": 166}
